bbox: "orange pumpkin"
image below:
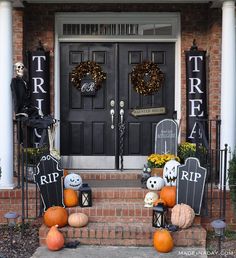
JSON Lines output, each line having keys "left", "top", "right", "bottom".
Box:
{"left": 46, "top": 225, "right": 65, "bottom": 251}
{"left": 160, "top": 186, "right": 176, "bottom": 208}
{"left": 153, "top": 198, "right": 167, "bottom": 207}
{"left": 63, "top": 188, "right": 78, "bottom": 207}
{"left": 153, "top": 229, "right": 174, "bottom": 253}
{"left": 44, "top": 206, "right": 68, "bottom": 227}
{"left": 63, "top": 169, "right": 69, "bottom": 177}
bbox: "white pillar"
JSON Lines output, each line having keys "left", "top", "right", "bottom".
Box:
{"left": 220, "top": 0, "right": 236, "bottom": 153}
{"left": 0, "top": 0, "right": 15, "bottom": 189}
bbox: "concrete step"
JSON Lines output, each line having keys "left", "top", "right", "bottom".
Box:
{"left": 39, "top": 222, "right": 206, "bottom": 247}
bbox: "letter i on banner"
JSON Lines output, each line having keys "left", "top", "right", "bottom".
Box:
{"left": 185, "top": 41, "right": 208, "bottom": 143}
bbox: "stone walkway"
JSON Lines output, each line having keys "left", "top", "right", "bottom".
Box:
{"left": 31, "top": 246, "right": 208, "bottom": 258}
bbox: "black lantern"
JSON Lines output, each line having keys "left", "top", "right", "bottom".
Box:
{"left": 79, "top": 183, "right": 92, "bottom": 207}
{"left": 152, "top": 203, "right": 167, "bottom": 228}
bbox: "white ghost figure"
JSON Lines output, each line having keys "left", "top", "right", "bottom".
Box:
{"left": 163, "top": 159, "right": 180, "bottom": 186}
{"left": 144, "top": 191, "right": 158, "bottom": 207}
{"left": 146, "top": 176, "right": 165, "bottom": 191}
{"left": 64, "top": 173, "right": 82, "bottom": 190}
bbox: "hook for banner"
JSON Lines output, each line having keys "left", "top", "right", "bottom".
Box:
{"left": 37, "top": 40, "right": 45, "bottom": 51}
{"left": 190, "top": 39, "right": 198, "bottom": 51}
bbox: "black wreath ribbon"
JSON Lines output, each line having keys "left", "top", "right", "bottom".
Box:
{"left": 131, "top": 61, "right": 164, "bottom": 95}
{"left": 71, "top": 61, "right": 106, "bottom": 91}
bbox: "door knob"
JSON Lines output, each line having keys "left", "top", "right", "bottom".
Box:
{"left": 110, "top": 100, "right": 115, "bottom": 107}
{"left": 119, "top": 101, "right": 125, "bottom": 108}
{"left": 120, "top": 109, "right": 124, "bottom": 124}
{"left": 110, "top": 109, "right": 115, "bottom": 129}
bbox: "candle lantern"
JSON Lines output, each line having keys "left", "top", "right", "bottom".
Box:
{"left": 79, "top": 183, "right": 92, "bottom": 207}
{"left": 152, "top": 203, "right": 167, "bottom": 228}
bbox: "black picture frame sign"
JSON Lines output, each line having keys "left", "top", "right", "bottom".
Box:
{"left": 34, "top": 154, "right": 65, "bottom": 211}
{"left": 176, "top": 157, "right": 207, "bottom": 215}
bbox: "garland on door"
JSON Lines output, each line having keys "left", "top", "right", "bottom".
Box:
{"left": 71, "top": 61, "right": 106, "bottom": 91}
{"left": 131, "top": 61, "right": 164, "bottom": 95}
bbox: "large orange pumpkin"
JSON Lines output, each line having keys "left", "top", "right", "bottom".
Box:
{"left": 160, "top": 186, "right": 176, "bottom": 208}
{"left": 46, "top": 225, "right": 65, "bottom": 251}
{"left": 44, "top": 206, "right": 68, "bottom": 227}
{"left": 63, "top": 188, "right": 78, "bottom": 207}
{"left": 153, "top": 229, "right": 174, "bottom": 253}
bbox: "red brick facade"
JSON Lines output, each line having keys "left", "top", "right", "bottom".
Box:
{"left": 12, "top": 3, "right": 222, "bottom": 141}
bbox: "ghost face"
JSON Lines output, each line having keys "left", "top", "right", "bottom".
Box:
{"left": 14, "top": 62, "right": 25, "bottom": 77}
{"left": 146, "top": 176, "right": 164, "bottom": 191}
{"left": 64, "top": 173, "right": 82, "bottom": 190}
{"left": 163, "top": 159, "right": 180, "bottom": 186}
{"left": 144, "top": 191, "right": 158, "bottom": 207}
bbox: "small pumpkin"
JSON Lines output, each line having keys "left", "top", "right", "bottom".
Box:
{"left": 171, "top": 203, "right": 195, "bottom": 229}
{"left": 68, "top": 212, "right": 89, "bottom": 228}
{"left": 153, "top": 198, "right": 167, "bottom": 207}
{"left": 64, "top": 173, "right": 82, "bottom": 190}
{"left": 63, "top": 188, "right": 78, "bottom": 207}
{"left": 44, "top": 206, "right": 68, "bottom": 227}
{"left": 153, "top": 229, "right": 174, "bottom": 253}
{"left": 160, "top": 186, "right": 176, "bottom": 208}
{"left": 46, "top": 225, "right": 65, "bottom": 251}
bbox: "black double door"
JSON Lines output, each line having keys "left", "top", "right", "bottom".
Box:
{"left": 60, "top": 42, "right": 175, "bottom": 169}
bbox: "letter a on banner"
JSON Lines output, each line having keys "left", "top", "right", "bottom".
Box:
{"left": 185, "top": 41, "right": 208, "bottom": 143}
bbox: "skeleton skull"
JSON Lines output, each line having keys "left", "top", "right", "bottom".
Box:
{"left": 163, "top": 159, "right": 180, "bottom": 186}
{"left": 144, "top": 191, "right": 158, "bottom": 207}
{"left": 14, "top": 62, "right": 25, "bottom": 77}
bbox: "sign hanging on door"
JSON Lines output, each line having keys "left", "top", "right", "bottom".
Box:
{"left": 185, "top": 46, "right": 208, "bottom": 143}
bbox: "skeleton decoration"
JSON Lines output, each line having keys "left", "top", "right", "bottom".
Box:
{"left": 146, "top": 176, "right": 165, "bottom": 191}
{"left": 64, "top": 173, "right": 83, "bottom": 191}
{"left": 14, "top": 62, "right": 25, "bottom": 77}
{"left": 144, "top": 191, "right": 158, "bottom": 207}
{"left": 163, "top": 159, "right": 180, "bottom": 186}
{"left": 141, "top": 164, "right": 151, "bottom": 188}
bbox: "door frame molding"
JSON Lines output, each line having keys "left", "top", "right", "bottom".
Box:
{"left": 54, "top": 12, "right": 181, "bottom": 155}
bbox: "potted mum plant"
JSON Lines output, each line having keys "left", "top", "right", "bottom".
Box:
{"left": 147, "top": 153, "right": 180, "bottom": 177}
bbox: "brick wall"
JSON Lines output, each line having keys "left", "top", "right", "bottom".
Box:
{"left": 17, "top": 3, "right": 222, "bottom": 139}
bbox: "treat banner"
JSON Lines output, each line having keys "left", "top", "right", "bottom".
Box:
{"left": 186, "top": 50, "right": 207, "bottom": 142}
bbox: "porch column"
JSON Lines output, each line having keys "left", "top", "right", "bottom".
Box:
{"left": 220, "top": 0, "right": 236, "bottom": 153}
{"left": 0, "top": 0, "right": 14, "bottom": 189}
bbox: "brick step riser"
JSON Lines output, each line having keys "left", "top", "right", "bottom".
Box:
{"left": 39, "top": 224, "right": 206, "bottom": 247}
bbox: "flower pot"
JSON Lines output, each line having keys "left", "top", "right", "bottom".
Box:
{"left": 151, "top": 168, "right": 163, "bottom": 177}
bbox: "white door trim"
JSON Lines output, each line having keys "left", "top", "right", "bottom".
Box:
{"left": 54, "top": 12, "right": 181, "bottom": 169}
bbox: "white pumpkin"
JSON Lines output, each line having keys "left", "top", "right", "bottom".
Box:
{"left": 144, "top": 191, "right": 158, "bottom": 207}
{"left": 146, "top": 176, "right": 164, "bottom": 191}
{"left": 64, "top": 173, "right": 82, "bottom": 190}
{"left": 68, "top": 213, "right": 89, "bottom": 228}
{"left": 163, "top": 159, "right": 180, "bottom": 186}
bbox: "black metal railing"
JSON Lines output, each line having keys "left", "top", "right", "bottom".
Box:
{"left": 194, "top": 117, "right": 228, "bottom": 220}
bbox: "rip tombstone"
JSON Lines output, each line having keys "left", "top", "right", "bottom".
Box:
{"left": 34, "top": 154, "right": 65, "bottom": 211}
{"left": 176, "top": 157, "right": 207, "bottom": 215}
{"left": 154, "top": 119, "right": 178, "bottom": 155}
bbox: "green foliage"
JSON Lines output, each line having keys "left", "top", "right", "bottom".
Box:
{"left": 23, "top": 147, "right": 47, "bottom": 164}
{"left": 177, "top": 142, "right": 196, "bottom": 163}
{"left": 228, "top": 153, "right": 236, "bottom": 214}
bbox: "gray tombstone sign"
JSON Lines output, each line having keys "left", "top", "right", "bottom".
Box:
{"left": 34, "top": 154, "right": 65, "bottom": 211}
{"left": 154, "top": 119, "right": 178, "bottom": 155}
{"left": 176, "top": 157, "right": 207, "bottom": 215}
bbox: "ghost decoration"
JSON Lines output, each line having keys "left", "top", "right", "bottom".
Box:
{"left": 144, "top": 191, "right": 159, "bottom": 207}
{"left": 64, "top": 173, "right": 83, "bottom": 191}
{"left": 146, "top": 176, "right": 164, "bottom": 191}
{"left": 163, "top": 159, "right": 180, "bottom": 186}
